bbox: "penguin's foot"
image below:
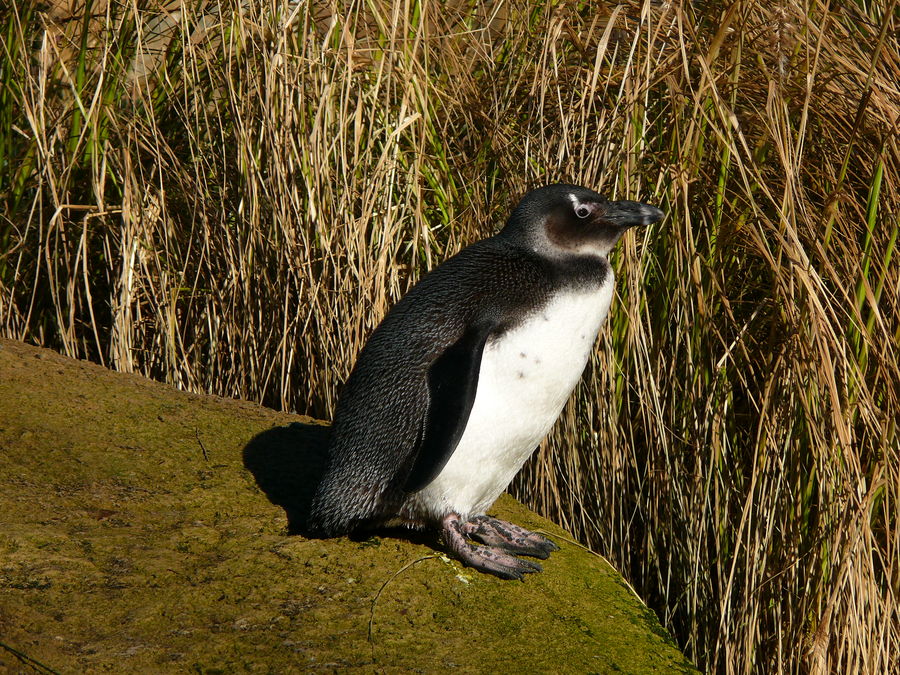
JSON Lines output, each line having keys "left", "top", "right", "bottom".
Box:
{"left": 440, "top": 514, "right": 543, "bottom": 581}
{"left": 461, "top": 515, "right": 560, "bottom": 560}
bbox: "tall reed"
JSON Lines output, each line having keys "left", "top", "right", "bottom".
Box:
{"left": 2, "top": 1, "right": 897, "bottom": 671}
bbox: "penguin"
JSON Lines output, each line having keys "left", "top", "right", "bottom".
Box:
{"left": 307, "top": 184, "right": 664, "bottom": 580}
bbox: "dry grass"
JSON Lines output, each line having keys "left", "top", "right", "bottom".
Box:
{"left": 2, "top": 0, "right": 898, "bottom": 672}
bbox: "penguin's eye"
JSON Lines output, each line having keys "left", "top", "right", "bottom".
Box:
{"left": 575, "top": 205, "right": 591, "bottom": 219}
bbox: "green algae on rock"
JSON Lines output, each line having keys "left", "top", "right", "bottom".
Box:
{"left": 0, "top": 338, "right": 696, "bottom": 673}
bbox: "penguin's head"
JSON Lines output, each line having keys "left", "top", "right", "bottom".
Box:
{"left": 501, "top": 183, "right": 664, "bottom": 259}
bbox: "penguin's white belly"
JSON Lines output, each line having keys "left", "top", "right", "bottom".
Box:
{"left": 416, "top": 280, "right": 615, "bottom": 519}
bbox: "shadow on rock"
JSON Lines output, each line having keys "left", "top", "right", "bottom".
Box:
{"left": 242, "top": 422, "right": 331, "bottom": 535}
{"left": 242, "top": 421, "right": 436, "bottom": 550}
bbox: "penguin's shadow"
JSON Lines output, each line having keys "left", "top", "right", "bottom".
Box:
{"left": 242, "top": 422, "right": 433, "bottom": 547}
{"left": 242, "top": 422, "right": 332, "bottom": 535}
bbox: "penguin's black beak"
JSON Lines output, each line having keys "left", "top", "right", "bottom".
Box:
{"left": 601, "top": 200, "right": 665, "bottom": 229}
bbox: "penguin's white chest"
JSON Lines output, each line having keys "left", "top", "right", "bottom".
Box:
{"left": 415, "top": 278, "right": 615, "bottom": 519}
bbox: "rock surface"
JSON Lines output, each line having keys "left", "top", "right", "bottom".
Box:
{"left": 0, "top": 338, "right": 695, "bottom": 673}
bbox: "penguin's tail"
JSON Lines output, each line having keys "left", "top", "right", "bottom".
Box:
{"left": 304, "top": 471, "right": 387, "bottom": 538}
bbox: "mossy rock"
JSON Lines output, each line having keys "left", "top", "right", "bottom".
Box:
{"left": 0, "top": 338, "right": 696, "bottom": 673}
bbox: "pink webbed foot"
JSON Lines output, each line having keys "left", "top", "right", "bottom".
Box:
{"left": 440, "top": 513, "right": 555, "bottom": 581}
{"left": 461, "top": 515, "right": 559, "bottom": 560}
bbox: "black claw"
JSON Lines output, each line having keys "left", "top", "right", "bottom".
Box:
{"left": 519, "top": 558, "right": 543, "bottom": 573}
{"left": 496, "top": 567, "right": 525, "bottom": 582}
{"left": 517, "top": 537, "right": 559, "bottom": 559}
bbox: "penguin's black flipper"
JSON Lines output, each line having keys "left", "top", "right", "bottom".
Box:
{"left": 403, "top": 322, "right": 494, "bottom": 492}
